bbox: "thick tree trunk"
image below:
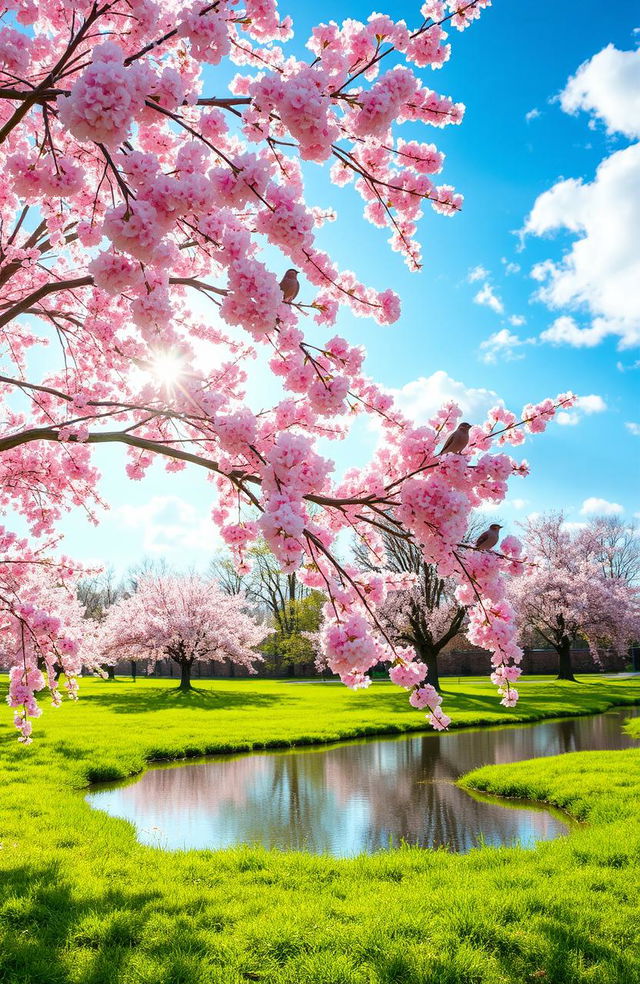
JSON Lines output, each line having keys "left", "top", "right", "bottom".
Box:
{"left": 417, "top": 643, "right": 440, "bottom": 692}
{"left": 103, "top": 664, "right": 115, "bottom": 680}
{"left": 426, "top": 653, "right": 440, "bottom": 692}
{"left": 177, "top": 659, "right": 193, "bottom": 691}
{"left": 130, "top": 661, "right": 136, "bottom": 682}
{"left": 556, "top": 638, "right": 577, "bottom": 682}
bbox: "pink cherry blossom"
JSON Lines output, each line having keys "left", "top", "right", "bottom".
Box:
{"left": 59, "top": 42, "right": 152, "bottom": 147}
{"left": 100, "top": 575, "right": 266, "bottom": 687}
{"left": 510, "top": 513, "right": 640, "bottom": 681}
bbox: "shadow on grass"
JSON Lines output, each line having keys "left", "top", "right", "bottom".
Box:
{"left": 84, "top": 685, "right": 289, "bottom": 715}
{"left": 1, "top": 858, "right": 633, "bottom": 984}
{"left": 0, "top": 863, "right": 163, "bottom": 984}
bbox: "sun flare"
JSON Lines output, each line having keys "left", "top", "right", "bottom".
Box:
{"left": 149, "top": 350, "right": 184, "bottom": 388}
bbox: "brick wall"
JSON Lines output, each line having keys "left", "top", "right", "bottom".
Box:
{"left": 437, "top": 645, "right": 627, "bottom": 676}
{"left": 110, "top": 645, "right": 628, "bottom": 680}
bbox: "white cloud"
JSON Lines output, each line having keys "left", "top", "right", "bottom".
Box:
{"left": 479, "top": 328, "right": 535, "bottom": 364}
{"left": 525, "top": 108, "right": 541, "bottom": 122}
{"left": 575, "top": 394, "right": 607, "bottom": 414}
{"left": 390, "top": 371, "right": 501, "bottom": 423}
{"left": 474, "top": 282, "right": 504, "bottom": 315}
{"left": 626, "top": 422, "right": 640, "bottom": 436}
{"left": 508, "top": 314, "right": 526, "bottom": 326}
{"left": 556, "top": 413, "right": 580, "bottom": 426}
{"left": 556, "top": 394, "right": 607, "bottom": 426}
{"left": 579, "top": 497, "right": 624, "bottom": 517}
{"left": 525, "top": 178, "right": 590, "bottom": 236}
{"left": 560, "top": 44, "right": 640, "bottom": 139}
{"left": 502, "top": 260, "right": 521, "bottom": 275}
{"left": 468, "top": 265, "right": 489, "bottom": 283}
{"left": 539, "top": 315, "right": 611, "bottom": 348}
{"left": 115, "top": 496, "right": 220, "bottom": 555}
{"left": 522, "top": 45, "right": 640, "bottom": 351}
{"left": 509, "top": 498, "right": 528, "bottom": 510}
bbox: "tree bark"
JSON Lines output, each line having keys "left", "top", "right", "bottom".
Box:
{"left": 177, "top": 659, "right": 193, "bottom": 691}
{"left": 416, "top": 642, "right": 440, "bottom": 692}
{"left": 556, "top": 638, "right": 577, "bottom": 682}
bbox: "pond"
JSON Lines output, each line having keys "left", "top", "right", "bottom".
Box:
{"left": 87, "top": 705, "right": 639, "bottom": 857}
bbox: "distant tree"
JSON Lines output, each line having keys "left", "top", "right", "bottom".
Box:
{"left": 210, "top": 555, "right": 246, "bottom": 597}
{"left": 353, "top": 519, "right": 485, "bottom": 690}
{"left": 587, "top": 517, "right": 640, "bottom": 585}
{"left": 212, "top": 541, "right": 322, "bottom": 674}
{"left": 77, "top": 567, "right": 124, "bottom": 678}
{"left": 100, "top": 575, "right": 265, "bottom": 691}
{"left": 77, "top": 567, "right": 123, "bottom": 620}
{"left": 125, "top": 557, "right": 171, "bottom": 593}
{"left": 261, "top": 590, "right": 325, "bottom": 673}
{"left": 510, "top": 514, "right": 640, "bottom": 681}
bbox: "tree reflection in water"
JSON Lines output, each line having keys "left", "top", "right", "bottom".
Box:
{"left": 87, "top": 707, "right": 639, "bottom": 856}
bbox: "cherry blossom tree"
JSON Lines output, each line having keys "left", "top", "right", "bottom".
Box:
{"left": 0, "top": 0, "right": 575, "bottom": 739}
{"left": 353, "top": 523, "right": 473, "bottom": 691}
{"left": 510, "top": 514, "right": 640, "bottom": 682}
{"left": 0, "top": 531, "right": 101, "bottom": 741}
{"left": 99, "top": 574, "right": 265, "bottom": 689}
{"left": 587, "top": 516, "right": 640, "bottom": 585}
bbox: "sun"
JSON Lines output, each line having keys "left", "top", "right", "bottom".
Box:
{"left": 149, "top": 350, "right": 184, "bottom": 388}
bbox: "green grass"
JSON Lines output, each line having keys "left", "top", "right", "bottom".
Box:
{"left": 1, "top": 675, "right": 640, "bottom": 984}
{"left": 625, "top": 714, "right": 640, "bottom": 740}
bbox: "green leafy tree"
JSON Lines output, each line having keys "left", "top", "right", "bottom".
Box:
{"left": 261, "top": 591, "right": 325, "bottom": 673}
{"left": 212, "top": 543, "right": 325, "bottom": 674}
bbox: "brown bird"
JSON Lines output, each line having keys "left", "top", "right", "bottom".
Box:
{"left": 279, "top": 268, "right": 300, "bottom": 303}
{"left": 439, "top": 421, "right": 472, "bottom": 455}
{"left": 475, "top": 524, "right": 503, "bottom": 551}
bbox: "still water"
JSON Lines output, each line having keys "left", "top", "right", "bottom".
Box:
{"left": 87, "top": 706, "right": 639, "bottom": 857}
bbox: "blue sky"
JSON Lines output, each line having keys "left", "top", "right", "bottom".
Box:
{"left": 55, "top": 0, "right": 640, "bottom": 574}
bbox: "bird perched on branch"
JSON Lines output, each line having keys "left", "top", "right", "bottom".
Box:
{"left": 439, "top": 421, "right": 471, "bottom": 455}
{"left": 475, "top": 524, "right": 502, "bottom": 551}
{"left": 279, "top": 269, "right": 300, "bottom": 303}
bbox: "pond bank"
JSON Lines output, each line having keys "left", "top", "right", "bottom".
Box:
{"left": 86, "top": 706, "right": 639, "bottom": 855}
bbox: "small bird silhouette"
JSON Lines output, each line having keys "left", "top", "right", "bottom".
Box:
{"left": 475, "top": 524, "right": 502, "bottom": 551}
{"left": 279, "top": 268, "right": 300, "bottom": 303}
{"left": 439, "top": 421, "right": 472, "bottom": 455}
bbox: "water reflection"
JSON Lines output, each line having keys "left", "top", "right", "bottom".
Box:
{"left": 87, "top": 707, "right": 639, "bottom": 857}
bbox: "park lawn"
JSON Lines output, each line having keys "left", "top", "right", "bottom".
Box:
{"left": 1, "top": 675, "right": 640, "bottom": 984}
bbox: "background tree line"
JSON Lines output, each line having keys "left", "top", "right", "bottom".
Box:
{"left": 77, "top": 515, "right": 640, "bottom": 685}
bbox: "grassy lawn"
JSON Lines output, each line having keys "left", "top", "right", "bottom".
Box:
{"left": 1, "top": 675, "right": 640, "bottom": 984}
